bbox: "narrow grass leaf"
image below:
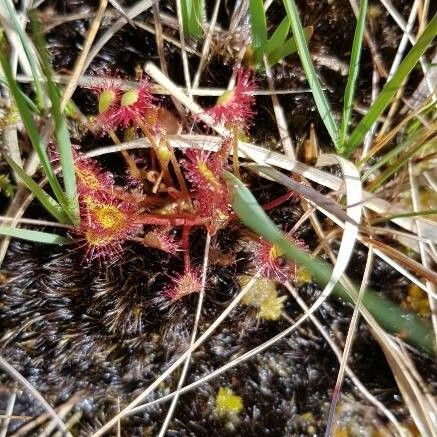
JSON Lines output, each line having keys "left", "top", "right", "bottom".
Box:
{"left": 180, "top": 0, "right": 204, "bottom": 40}
{"left": 367, "top": 139, "right": 433, "bottom": 192}
{"left": 249, "top": 0, "right": 268, "bottom": 65}
{"left": 268, "top": 26, "right": 313, "bottom": 67}
{"left": 0, "top": 39, "right": 68, "bottom": 207}
{"left": 180, "top": 0, "right": 191, "bottom": 37}
{"left": 0, "top": 77, "right": 40, "bottom": 114}
{"left": 31, "top": 14, "right": 79, "bottom": 223}
{"left": 3, "top": 154, "right": 69, "bottom": 223}
{"left": 361, "top": 135, "right": 413, "bottom": 182}
{"left": 372, "top": 209, "right": 437, "bottom": 222}
{"left": 224, "top": 171, "right": 435, "bottom": 354}
{"left": 345, "top": 14, "right": 437, "bottom": 155}
{"left": 283, "top": 0, "right": 339, "bottom": 147}
{"left": 0, "top": 226, "right": 68, "bottom": 244}
{"left": 265, "top": 15, "right": 290, "bottom": 55}
{"left": 0, "top": 0, "right": 45, "bottom": 108}
{"left": 339, "top": 0, "right": 367, "bottom": 145}
{"left": 191, "top": 0, "right": 205, "bottom": 40}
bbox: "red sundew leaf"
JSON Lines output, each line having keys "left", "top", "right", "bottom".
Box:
{"left": 250, "top": 236, "right": 308, "bottom": 284}
{"left": 76, "top": 195, "right": 140, "bottom": 263}
{"left": 163, "top": 269, "right": 203, "bottom": 302}
{"left": 206, "top": 68, "right": 256, "bottom": 128}
{"left": 89, "top": 78, "right": 156, "bottom": 133}
{"left": 143, "top": 228, "right": 180, "bottom": 254}
{"left": 107, "top": 79, "right": 155, "bottom": 130}
{"left": 181, "top": 142, "right": 232, "bottom": 232}
{"left": 74, "top": 153, "right": 115, "bottom": 197}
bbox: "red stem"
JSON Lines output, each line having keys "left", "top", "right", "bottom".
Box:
{"left": 181, "top": 225, "right": 191, "bottom": 272}
{"left": 135, "top": 214, "right": 206, "bottom": 227}
{"left": 262, "top": 191, "right": 297, "bottom": 211}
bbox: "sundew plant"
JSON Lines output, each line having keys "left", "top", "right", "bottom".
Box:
{"left": 0, "top": 0, "right": 436, "bottom": 436}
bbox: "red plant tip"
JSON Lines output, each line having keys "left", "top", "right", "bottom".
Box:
{"left": 143, "top": 228, "right": 180, "bottom": 254}
{"left": 78, "top": 196, "right": 139, "bottom": 262}
{"left": 111, "top": 79, "right": 154, "bottom": 129}
{"left": 251, "top": 236, "right": 307, "bottom": 284}
{"left": 74, "top": 154, "right": 114, "bottom": 196}
{"left": 207, "top": 68, "right": 256, "bottom": 128}
{"left": 163, "top": 269, "right": 202, "bottom": 302}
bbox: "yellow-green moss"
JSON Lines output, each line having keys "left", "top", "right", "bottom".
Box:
{"left": 215, "top": 387, "right": 243, "bottom": 417}
{"left": 239, "top": 275, "right": 286, "bottom": 320}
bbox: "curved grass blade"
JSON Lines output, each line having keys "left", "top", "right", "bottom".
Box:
{"left": 3, "top": 154, "right": 69, "bottom": 223}
{"left": 0, "top": 226, "right": 68, "bottom": 244}
{"left": 31, "top": 13, "right": 79, "bottom": 223}
{"left": 367, "top": 137, "right": 435, "bottom": 192}
{"left": 224, "top": 171, "right": 435, "bottom": 355}
{"left": 344, "top": 14, "right": 437, "bottom": 156}
{"left": 283, "top": 0, "right": 339, "bottom": 148}
{"left": 339, "top": 0, "right": 367, "bottom": 145}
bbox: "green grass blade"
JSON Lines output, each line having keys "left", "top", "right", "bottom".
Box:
{"left": 283, "top": 0, "right": 339, "bottom": 148}
{"left": 249, "top": 0, "right": 268, "bottom": 65}
{"left": 180, "top": 0, "right": 205, "bottom": 40}
{"left": 0, "top": 226, "right": 68, "bottom": 244}
{"left": 339, "top": 0, "right": 367, "bottom": 145}
{"left": 371, "top": 209, "right": 437, "bottom": 223}
{"left": 344, "top": 14, "right": 437, "bottom": 156}
{"left": 0, "top": 77, "right": 40, "bottom": 114}
{"left": 192, "top": 0, "right": 205, "bottom": 39}
{"left": 3, "top": 154, "right": 69, "bottom": 223}
{"left": 265, "top": 15, "right": 290, "bottom": 55}
{"left": 0, "top": 0, "right": 45, "bottom": 108}
{"left": 268, "top": 26, "right": 313, "bottom": 66}
{"left": 361, "top": 135, "right": 413, "bottom": 182}
{"left": 31, "top": 14, "right": 79, "bottom": 223}
{"left": 367, "top": 139, "right": 432, "bottom": 192}
{"left": 180, "top": 0, "right": 191, "bottom": 36}
{"left": 224, "top": 171, "right": 435, "bottom": 355}
{"left": 0, "top": 37, "right": 68, "bottom": 209}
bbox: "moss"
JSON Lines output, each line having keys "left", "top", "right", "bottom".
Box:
{"left": 215, "top": 387, "right": 244, "bottom": 417}
{"left": 239, "top": 275, "right": 285, "bottom": 320}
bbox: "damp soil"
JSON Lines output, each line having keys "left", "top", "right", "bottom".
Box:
{"left": 0, "top": 1, "right": 435, "bottom": 436}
